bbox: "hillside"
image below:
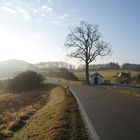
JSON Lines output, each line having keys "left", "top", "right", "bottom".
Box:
{"left": 0, "top": 85, "right": 87, "bottom": 139}
{"left": 0, "top": 60, "right": 39, "bottom": 79}
{"left": 14, "top": 86, "right": 87, "bottom": 140}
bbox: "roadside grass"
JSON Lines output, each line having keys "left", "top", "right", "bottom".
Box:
{"left": 74, "top": 70, "right": 140, "bottom": 84}
{"left": 131, "top": 81, "right": 140, "bottom": 87}
{"left": 115, "top": 88, "right": 140, "bottom": 98}
{"left": 13, "top": 86, "right": 88, "bottom": 140}
{"left": 0, "top": 86, "right": 51, "bottom": 139}
{"left": 105, "top": 86, "right": 140, "bottom": 98}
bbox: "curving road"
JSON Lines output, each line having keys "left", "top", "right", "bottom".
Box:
{"left": 70, "top": 84, "right": 140, "bottom": 140}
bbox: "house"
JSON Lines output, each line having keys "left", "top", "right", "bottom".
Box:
{"left": 117, "top": 72, "right": 130, "bottom": 78}
{"left": 89, "top": 72, "right": 104, "bottom": 85}
{"left": 116, "top": 72, "right": 131, "bottom": 84}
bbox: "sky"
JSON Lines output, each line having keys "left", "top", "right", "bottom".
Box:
{"left": 0, "top": 0, "right": 140, "bottom": 66}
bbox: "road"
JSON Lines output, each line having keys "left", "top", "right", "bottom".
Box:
{"left": 70, "top": 84, "right": 140, "bottom": 140}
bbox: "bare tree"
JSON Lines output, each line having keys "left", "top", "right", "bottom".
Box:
{"left": 65, "top": 21, "right": 111, "bottom": 84}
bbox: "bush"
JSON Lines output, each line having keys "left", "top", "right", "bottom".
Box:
{"left": 45, "top": 68, "right": 78, "bottom": 80}
{"left": 135, "top": 74, "right": 140, "bottom": 82}
{"left": 0, "top": 79, "right": 9, "bottom": 90}
{"left": 59, "top": 68, "right": 78, "bottom": 80}
{"left": 132, "top": 74, "right": 140, "bottom": 86}
{"left": 0, "top": 80, "right": 3, "bottom": 89}
{"left": 104, "top": 80, "right": 111, "bottom": 85}
{"left": 7, "top": 71, "right": 45, "bottom": 92}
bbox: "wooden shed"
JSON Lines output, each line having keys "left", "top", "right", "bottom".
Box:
{"left": 89, "top": 72, "right": 104, "bottom": 85}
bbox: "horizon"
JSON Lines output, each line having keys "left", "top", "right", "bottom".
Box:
{"left": 0, "top": 59, "right": 140, "bottom": 67}
{"left": 0, "top": 0, "right": 140, "bottom": 65}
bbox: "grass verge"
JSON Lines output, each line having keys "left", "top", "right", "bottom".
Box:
{"left": 0, "top": 88, "right": 49, "bottom": 139}
{"left": 105, "top": 87, "right": 140, "bottom": 98}
{"left": 13, "top": 86, "right": 88, "bottom": 140}
{"left": 116, "top": 88, "right": 140, "bottom": 98}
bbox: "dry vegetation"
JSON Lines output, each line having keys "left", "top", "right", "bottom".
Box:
{"left": 116, "top": 88, "right": 140, "bottom": 97}
{"left": 105, "top": 87, "right": 140, "bottom": 98}
{"left": 0, "top": 87, "right": 49, "bottom": 139}
{"left": 0, "top": 85, "right": 87, "bottom": 140}
{"left": 13, "top": 86, "right": 87, "bottom": 140}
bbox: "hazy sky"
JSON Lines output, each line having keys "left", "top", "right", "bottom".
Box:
{"left": 0, "top": 0, "right": 140, "bottom": 65}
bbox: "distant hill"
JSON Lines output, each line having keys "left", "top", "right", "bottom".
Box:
{"left": 35, "top": 61, "right": 75, "bottom": 70}
{"left": 0, "top": 60, "right": 39, "bottom": 79}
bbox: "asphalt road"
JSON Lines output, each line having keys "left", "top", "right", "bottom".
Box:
{"left": 70, "top": 84, "right": 140, "bottom": 140}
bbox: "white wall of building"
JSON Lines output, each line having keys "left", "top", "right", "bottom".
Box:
{"left": 89, "top": 75, "right": 104, "bottom": 85}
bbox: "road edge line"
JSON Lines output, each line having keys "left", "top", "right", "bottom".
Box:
{"left": 70, "top": 88, "right": 100, "bottom": 140}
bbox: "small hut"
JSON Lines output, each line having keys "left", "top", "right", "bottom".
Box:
{"left": 89, "top": 72, "right": 104, "bottom": 85}
{"left": 117, "top": 72, "right": 131, "bottom": 84}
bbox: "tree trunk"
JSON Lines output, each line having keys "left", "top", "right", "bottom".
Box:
{"left": 85, "top": 62, "right": 90, "bottom": 85}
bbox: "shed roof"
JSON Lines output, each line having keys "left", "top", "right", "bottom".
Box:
{"left": 89, "top": 72, "right": 104, "bottom": 78}
{"left": 117, "top": 72, "right": 130, "bottom": 77}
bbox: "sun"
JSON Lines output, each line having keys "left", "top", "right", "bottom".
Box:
{"left": 0, "top": 23, "right": 44, "bottom": 62}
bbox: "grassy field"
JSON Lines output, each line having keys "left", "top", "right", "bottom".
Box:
{"left": 13, "top": 86, "right": 87, "bottom": 140}
{"left": 0, "top": 85, "right": 87, "bottom": 139}
{"left": 74, "top": 70, "right": 140, "bottom": 84}
{"left": 0, "top": 87, "right": 49, "bottom": 139}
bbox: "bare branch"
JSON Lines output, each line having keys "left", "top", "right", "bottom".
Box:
{"left": 64, "top": 21, "right": 111, "bottom": 84}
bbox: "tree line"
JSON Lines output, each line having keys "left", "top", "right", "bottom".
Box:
{"left": 36, "top": 61, "right": 75, "bottom": 70}
{"left": 122, "top": 63, "right": 140, "bottom": 71}
{"left": 76, "top": 62, "right": 140, "bottom": 71}
{"left": 36, "top": 61, "right": 140, "bottom": 71}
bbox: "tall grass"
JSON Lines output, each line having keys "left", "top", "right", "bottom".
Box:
{"left": 14, "top": 86, "right": 87, "bottom": 140}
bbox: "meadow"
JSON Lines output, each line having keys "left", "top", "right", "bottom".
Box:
{"left": 0, "top": 88, "right": 49, "bottom": 139}
{"left": 74, "top": 70, "right": 140, "bottom": 84}
{"left": 0, "top": 84, "right": 87, "bottom": 140}
{"left": 14, "top": 86, "right": 87, "bottom": 140}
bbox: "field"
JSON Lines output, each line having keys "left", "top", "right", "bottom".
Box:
{"left": 74, "top": 70, "right": 140, "bottom": 84}
{"left": 0, "top": 85, "right": 87, "bottom": 140}
{"left": 14, "top": 86, "right": 87, "bottom": 140}
{"left": 0, "top": 87, "right": 49, "bottom": 139}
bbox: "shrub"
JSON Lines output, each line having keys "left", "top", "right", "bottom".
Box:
{"left": 132, "top": 73, "right": 140, "bottom": 86}
{"left": 0, "top": 80, "right": 3, "bottom": 89}
{"left": 104, "top": 80, "right": 111, "bottom": 85}
{"left": 59, "top": 68, "right": 78, "bottom": 80}
{"left": 7, "top": 71, "right": 45, "bottom": 92}
{"left": 135, "top": 73, "right": 140, "bottom": 82}
{"left": 0, "top": 79, "right": 9, "bottom": 90}
{"left": 45, "top": 68, "right": 78, "bottom": 80}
